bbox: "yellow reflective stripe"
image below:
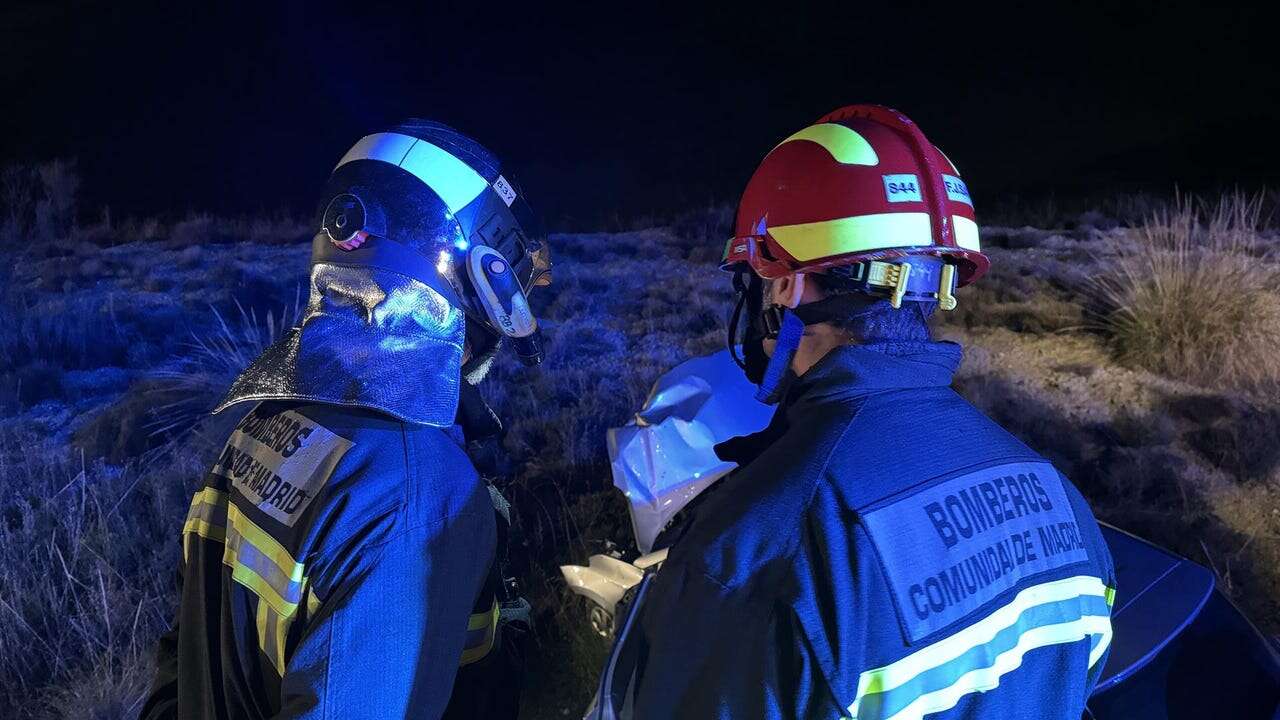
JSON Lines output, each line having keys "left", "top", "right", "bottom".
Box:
{"left": 226, "top": 542, "right": 292, "bottom": 616}
{"left": 255, "top": 600, "right": 272, "bottom": 670}
{"left": 181, "top": 489, "right": 304, "bottom": 675}
{"left": 306, "top": 586, "right": 322, "bottom": 617}
{"left": 769, "top": 212, "right": 934, "bottom": 262}
{"left": 227, "top": 504, "right": 305, "bottom": 583}
{"left": 468, "top": 603, "right": 495, "bottom": 631}
{"left": 274, "top": 616, "right": 289, "bottom": 673}
{"left": 1104, "top": 585, "right": 1117, "bottom": 607}
{"left": 255, "top": 599, "right": 290, "bottom": 676}
{"left": 182, "top": 488, "right": 229, "bottom": 561}
{"left": 772, "top": 123, "right": 879, "bottom": 166}
{"left": 459, "top": 601, "right": 499, "bottom": 666}
{"left": 953, "top": 215, "right": 980, "bottom": 251}
{"left": 225, "top": 502, "right": 304, "bottom": 673}
{"left": 183, "top": 518, "right": 227, "bottom": 543}
{"left": 184, "top": 488, "right": 229, "bottom": 535}
{"left": 847, "top": 575, "right": 1112, "bottom": 719}
{"left": 183, "top": 489, "right": 228, "bottom": 536}
{"left": 224, "top": 503, "right": 306, "bottom": 617}
{"left": 1089, "top": 619, "right": 1113, "bottom": 669}
{"left": 191, "top": 486, "right": 227, "bottom": 507}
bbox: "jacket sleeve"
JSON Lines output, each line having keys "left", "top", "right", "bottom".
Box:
{"left": 627, "top": 562, "right": 845, "bottom": 719}
{"left": 273, "top": 499, "right": 496, "bottom": 720}
{"left": 138, "top": 549, "right": 184, "bottom": 720}
{"left": 1062, "top": 475, "right": 1118, "bottom": 696}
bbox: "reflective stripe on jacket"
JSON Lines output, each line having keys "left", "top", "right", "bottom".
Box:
{"left": 141, "top": 401, "right": 497, "bottom": 720}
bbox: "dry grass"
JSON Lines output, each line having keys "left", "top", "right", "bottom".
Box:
{"left": 1094, "top": 192, "right": 1280, "bottom": 392}
{"left": 1, "top": 189, "right": 1278, "bottom": 718}
{"left": 0, "top": 427, "right": 212, "bottom": 718}
{"left": 144, "top": 298, "right": 302, "bottom": 437}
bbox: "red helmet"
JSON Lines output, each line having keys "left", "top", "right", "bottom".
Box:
{"left": 722, "top": 105, "right": 989, "bottom": 303}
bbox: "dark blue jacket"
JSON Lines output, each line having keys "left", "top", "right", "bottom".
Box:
{"left": 141, "top": 401, "right": 498, "bottom": 720}
{"left": 604, "top": 341, "right": 1116, "bottom": 719}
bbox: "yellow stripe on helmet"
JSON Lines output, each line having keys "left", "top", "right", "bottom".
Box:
{"left": 953, "top": 215, "right": 981, "bottom": 251}
{"left": 772, "top": 123, "right": 879, "bottom": 166}
{"left": 768, "top": 212, "right": 935, "bottom": 261}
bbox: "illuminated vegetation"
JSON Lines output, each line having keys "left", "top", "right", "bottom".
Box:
{"left": 0, "top": 182, "right": 1276, "bottom": 717}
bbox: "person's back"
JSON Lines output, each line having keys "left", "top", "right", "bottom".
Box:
{"left": 594, "top": 105, "right": 1114, "bottom": 719}
{"left": 803, "top": 356, "right": 1113, "bottom": 719}
{"left": 144, "top": 401, "right": 496, "bottom": 718}
{"left": 624, "top": 342, "right": 1114, "bottom": 719}
{"left": 142, "top": 119, "right": 552, "bottom": 719}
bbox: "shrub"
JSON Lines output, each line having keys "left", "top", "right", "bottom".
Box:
{"left": 71, "top": 380, "right": 196, "bottom": 464}
{"left": 168, "top": 214, "right": 216, "bottom": 247}
{"left": 0, "top": 296, "right": 133, "bottom": 374}
{"left": 669, "top": 202, "right": 735, "bottom": 250}
{"left": 145, "top": 299, "right": 301, "bottom": 437}
{"left": 34, "top": 160, "right": 79, "bottom": 242}
{"left": 1093, "top": 192, "right": 1280, "bottom": 392}
{"left": 0, "top": 427, "right": 210, "bottom": 719}
{"left": 1, "top": 165, "right": 36, "bottom": 245}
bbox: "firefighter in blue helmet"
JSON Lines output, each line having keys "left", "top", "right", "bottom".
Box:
{"left": 592, "top": 106, "right": 1116, "bottom": 719}
{"left": 140, "top": 120, "right": 549, "bottom": 720}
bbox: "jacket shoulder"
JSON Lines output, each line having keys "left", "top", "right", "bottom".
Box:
{"left": 238, "top": 402, "right": 483, "bottom": 551}
{"left": 821, "top": 386, "right": 1042, "bottom": 509}
{"left": 674, "top": 400, "right": 865, "bottom": 589}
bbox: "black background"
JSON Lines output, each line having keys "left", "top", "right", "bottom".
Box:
{"left": 3, "top": 1, "right": 1275, "bottom": 226}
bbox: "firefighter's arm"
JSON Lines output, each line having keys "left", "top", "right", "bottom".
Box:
{"left": 274, "top": 499, "right": 496, "bottom": 720}
{"left": 1062, "top": 476, "right": 1118, "bottom": 696}
{"left": 626, "top": 563, "right": 833, "bottom": 720}
{"left": 138, "top": 556, "right": 183, "bottom": 720}
{"left": 786, "top": 503, "right": 880, "bottom": 720}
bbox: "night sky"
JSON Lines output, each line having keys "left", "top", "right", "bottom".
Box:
{"left": 3, "top": 1, "right": 1276, "bottom": 227}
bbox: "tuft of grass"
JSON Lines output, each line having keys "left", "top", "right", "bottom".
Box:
{"left": 145, "top": 297, "right": 302, "bottom": 437}
{"left": 1094, "top": 192, "right": 1280, "bottom": 392}
{"left": 0, "top": 296, "right": 132, "bottom": 374}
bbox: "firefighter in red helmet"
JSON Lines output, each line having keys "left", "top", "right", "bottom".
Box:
{"left": 591, "top": 106, "right": 1116, "bottom": 719}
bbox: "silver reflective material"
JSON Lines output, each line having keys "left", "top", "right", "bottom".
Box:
{"left": 216, "top": 263, "right": 465, "bottom": 426}
{"left": 607, "top": 349, "right": 776, "bottom": 553}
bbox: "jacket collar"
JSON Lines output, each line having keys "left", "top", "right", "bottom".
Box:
{"left": 715, "top": 340, "right": 962, "bottom": 466}
{"left": 784, "top": 340, "right": 962, "bottom": 416}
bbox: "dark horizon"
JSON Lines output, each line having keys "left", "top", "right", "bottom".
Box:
{"left": 3, "top": 1, "right": 1276, "bottom": 227}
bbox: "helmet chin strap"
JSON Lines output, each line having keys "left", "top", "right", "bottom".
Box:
{"left": 751, "top": 292, "right": 889, "bottom": 404}
{"left": 754, "top": 308, "right": 804, "bottom": 404}
{"left": 729, "top": 269, "right": 897, "bottom": 405}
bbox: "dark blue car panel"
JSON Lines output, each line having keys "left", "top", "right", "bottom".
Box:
{"left": 1091, "top": 524, "right": 1280, "bottom": 719}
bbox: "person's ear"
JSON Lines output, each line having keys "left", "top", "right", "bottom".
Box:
{"left": 772, "top": 273, "right": 806, "bottom": 309}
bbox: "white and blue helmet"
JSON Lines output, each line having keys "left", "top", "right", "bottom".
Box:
{"left": 314, "top": 120, "right": 551, "bottom": 366}
{"left": 217, "top": 121, "right": 550, "bottom": 427}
